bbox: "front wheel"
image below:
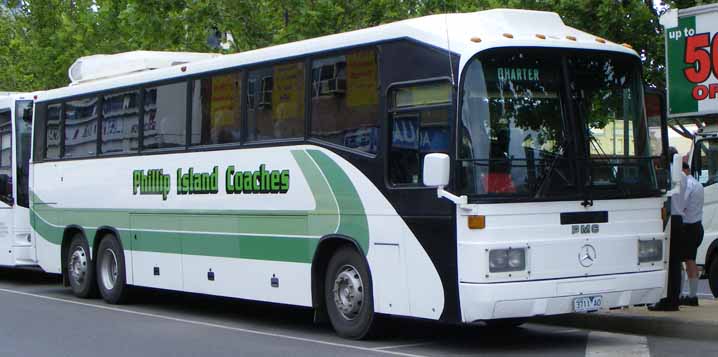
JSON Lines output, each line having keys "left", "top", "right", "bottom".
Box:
{"left": 324, "top": 247, "right": 376, "bottom": 339}
{"left": 96, "top": 234, "right": 130, "bottom": 304}
{"left": 709, "top": 256, "right": 718, "bottom": 298}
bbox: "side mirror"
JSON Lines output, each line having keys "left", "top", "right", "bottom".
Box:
{"left": 423, "top": 153, "right": 450, "bottom": 187}
{"left": 671, "top": 155, "right": 682, "bottom": 189}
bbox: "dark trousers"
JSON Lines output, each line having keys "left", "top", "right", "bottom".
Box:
{"left": 664, "top": 215, "right": 683, "bottom": 306}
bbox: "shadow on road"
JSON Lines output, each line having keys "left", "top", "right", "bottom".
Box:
{"left": 0, "top": 267, "right": 61, "bottom": 285}
{"left": 0, "top": 267, "right": 587, "bottom": 354}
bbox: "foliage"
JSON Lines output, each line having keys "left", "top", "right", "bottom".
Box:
{"left": 0, "top": 0, "right": 710, "bottom": 91}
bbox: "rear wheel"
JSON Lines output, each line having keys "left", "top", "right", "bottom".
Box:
{"left": 96, "top": 234, "right": 130, "bottom": 304}
{"left": 324, "top": 247, "right": 375, "bottom": 339}
{"left": 709, "top": 255, "right": 718, "bottom": 298}
{"left": 67, "top": 234, "right": 98, "bottom": 298}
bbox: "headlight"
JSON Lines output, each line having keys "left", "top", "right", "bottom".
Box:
{"left": 638, "top": 239, "right": 663, "bottom": 263}
{"left": 489, "top": 248, "right": 526, "bottom": 272}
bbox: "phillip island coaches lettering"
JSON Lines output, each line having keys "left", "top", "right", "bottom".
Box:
{"left": 132, "top": 169, "right": 171, "bottom": 200}
{"left": 225, "top": 164, "right": 290, "bottom": 194}
{"left": 131, "top": 164, "right": 290, "bottom": 200}
{"left": 177, "top": 166, "right": 219, "bottom": 195}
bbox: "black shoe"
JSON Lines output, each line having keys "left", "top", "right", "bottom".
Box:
{"left": 648, "top": 301, "right": 679, "bottom": 311}
{"left": 679, "top": 296, "right": 699, "bottom": 306}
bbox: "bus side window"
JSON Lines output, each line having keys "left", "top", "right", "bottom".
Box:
{"left": 64, "top": 97, "right": 99, "bottom": 158}
{"left": 190, "top": 71, "right": 243, "bottom": 146}
{"left": 101, "top": 90, "right": 140, "bottom": 155}
{"left": 247, "top": 62, "right": 305, "bottom": 142}
{"left": 388, "top": 82, "right": 451, "bottom": 186}
{"left": 0, "top": 109, "right": 12, "bottom": 204}
{"left": 143, "top": 82, "right": 188, "bottom": 150}
{"left": 310, "top": 49, "right": 380, "bottom": 154}
{"left": 46, "top": 104, "right": 61, "bottom": 160}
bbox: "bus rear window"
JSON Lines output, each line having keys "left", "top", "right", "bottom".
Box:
{"left": 46, "top": 104, "right": 61, "bottom": 160}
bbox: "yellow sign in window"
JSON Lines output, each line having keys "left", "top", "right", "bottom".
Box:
{"left": 347, "top": 50, "right": 378, "bottom": 108}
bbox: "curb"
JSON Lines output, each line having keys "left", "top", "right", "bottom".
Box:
{"left": 534, "top": 311, "right": 718, "bottom": 341}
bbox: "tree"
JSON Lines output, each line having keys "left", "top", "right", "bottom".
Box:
{"left": 0, "top": 0, "right": 704, "bottom": 92}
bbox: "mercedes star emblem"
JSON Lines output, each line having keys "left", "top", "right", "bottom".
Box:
{"left": 579, "top": 244, "right": 597, "bottom": 267}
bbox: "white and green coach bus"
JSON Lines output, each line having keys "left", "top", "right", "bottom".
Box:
{"left": 0, "top": 92, "right": 35, "bottom": 268}
{"left": 30, "top": 9, "right": 673, "bottom": 338}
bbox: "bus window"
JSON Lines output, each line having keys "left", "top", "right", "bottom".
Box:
{"left": 102, "top": 90, "right": 140, "bottom": 155}
{"left": 190, "top": 71, "right": 243, "bottom": 145}
{"left": 310, "top": 49, "right": 379, "bottom": 154}
{"left": 388, "top": 82, "right": 451, "bottom": 185}
{"left": 15, "top": 100, "right": 32, "bottom": 207}
{"left": 46, "top": 104, "right": 61, "bottom": 160}
{"left": 696, "top": 139, "right": 718, "bottom": 186}
{"left": 64, "top": 97, "right": 99, "bottom": 158}
{"left": 644, "top": 90, "right": 668, "bottom": 190}
{"left": 247, "top": 62, "right": 305, "bottom": 141}
{"left": 143, "top": 82, "right": 188, "bottom": 150}
{"left": 0, "top": 109, "right": 11, "bottom": 204}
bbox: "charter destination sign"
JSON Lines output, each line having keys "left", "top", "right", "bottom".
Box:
{"left": 132, "top": 165, "right": 290, "bottom": 200}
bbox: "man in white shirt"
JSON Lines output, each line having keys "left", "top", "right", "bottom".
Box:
{"left": 680, "top": 162, "right": 705, "bottom": 306}
{"left": 650, "top": 147, "right": 683, "bottom": 311}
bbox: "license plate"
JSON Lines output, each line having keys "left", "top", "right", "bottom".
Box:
{"left": 573, "top": 295, "right": 602, "bottom": 312}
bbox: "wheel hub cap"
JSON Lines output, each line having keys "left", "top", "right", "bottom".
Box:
{"left": 69, "top": 247, "right": 88, "bottom": 285}
{"left": 100, "top": 248, "right": 118, "bottom": 290}
{"left": 332, "top": 265, "right": 364, "bottom": 320}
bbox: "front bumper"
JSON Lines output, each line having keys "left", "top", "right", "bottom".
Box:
{"left": 459, "top": 270, "right": 665, "bottom": 322}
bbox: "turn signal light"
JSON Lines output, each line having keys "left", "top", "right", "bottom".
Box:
{"left": 468, "top": 215, "right": 486, "bottom": 229}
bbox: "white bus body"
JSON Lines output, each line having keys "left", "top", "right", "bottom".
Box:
{"left": 687, "top": 126, "right": 718, "bottom": 296}
{"left": 30, "top": 9, "right": 670, "bottom": 338}
{"left": 0, "top": 93, "right": 36, "bottom": 267}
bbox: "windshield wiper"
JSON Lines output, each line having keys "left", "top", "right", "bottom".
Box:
{"left": 586, "top": 130, "right": 630, "bottom": 197}
{"left": 588, "top": 131, "right": 610, "bottom": 160}
{"left": 533, "top": 139, "right": 570, "bottom": 198}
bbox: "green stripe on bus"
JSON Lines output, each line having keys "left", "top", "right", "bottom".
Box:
{"left": 306, "top": 149, "right": 369, "bottom": 254}
{"left": 30, "top": 149, "right": 369, "bottom": 263}
{"left": 132, "top": 230, "right": 318, "bottom": 263}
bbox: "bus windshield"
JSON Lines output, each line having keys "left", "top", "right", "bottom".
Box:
{"left": 458, "top": 48, "right": 661, "bottom": 201}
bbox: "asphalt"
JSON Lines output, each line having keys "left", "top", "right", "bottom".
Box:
{"left": 0, "top": 268, "right": 716, "bottom": 356}
{"left": 536, "top": 279, "right": 717, "bottom": 341}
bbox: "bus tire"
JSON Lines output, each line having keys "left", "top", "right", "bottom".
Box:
{"left": 96, "top": 234, "right": 130, "bottom": 304}
{"left": 709, "top": 254, "right": 718, "bottom": 298}
{"left": 324, "top": 247, "right": 375, "bottom": 339}
{"left": 67, "top": 234, "right": 98, "bottom": 298}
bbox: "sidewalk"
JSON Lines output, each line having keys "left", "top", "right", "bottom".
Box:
{"left": 535, "top": 298, "right": 718, "bottom": 340}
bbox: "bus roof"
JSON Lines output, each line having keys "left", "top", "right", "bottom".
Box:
{"left": 36, "top": 8, "right": 637, "bottom": 103}
{"left": 0, "top": 92, "right": 34, "bottom": 109}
